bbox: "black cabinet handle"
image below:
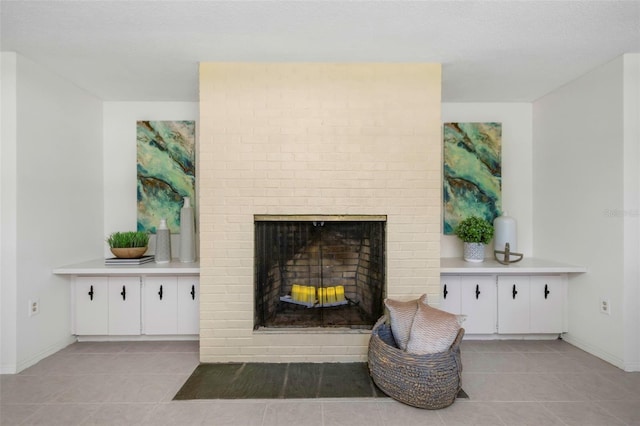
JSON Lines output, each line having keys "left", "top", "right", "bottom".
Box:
{"left": 512, "top": 284, "right": 518, "bottom": 299}
{"left": 475, "top": 284, "right": 480, "bottom": 299}
{"left": 120, "top": 285, "right": 126, "bottom": 301}
{"left": 191, "top": 285, "right": 195, "bottom": 300}
{"left": 88, "top": 285, "right": 94, "bottom": 301}
{"left": 158, "top": 285, "right": 163, "bottom": 300}
{"left": 544, "top": 284, "right": 550, "bottom": 299}
{"left": 443, "top": 284, "right": 448, "bottom": 299}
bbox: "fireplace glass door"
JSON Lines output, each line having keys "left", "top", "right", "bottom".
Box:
{"left": 254, "top": 217, "right": 386, "bottom": 329}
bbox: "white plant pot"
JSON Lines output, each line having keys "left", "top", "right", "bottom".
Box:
{"left": 463, "top": 242, "right": 485, "bottom": 263}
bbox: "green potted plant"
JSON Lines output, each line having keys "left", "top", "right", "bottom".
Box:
{"left": 453, "top": 216, "right": 494, "bottom": 262}
{"left": 106, "top": 231, "right": 150, "bottom": 259}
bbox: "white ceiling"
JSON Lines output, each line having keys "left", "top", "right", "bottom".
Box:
{"left": 1, "top": 1, "right": 639, "bottom": 102}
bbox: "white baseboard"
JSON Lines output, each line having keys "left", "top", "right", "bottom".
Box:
{"left": 462, "top": 333, "right": 561, "bottom": 341}
{"left": 0, "top": 363, "right": 17, "bottom": 374}
{"left": 76, "top": 334, "right": 198, "bottom": 342}
{"left": 561, "top": 333, "right": 626, "bottom": 370}
{"left": 623, "top": 361, "right": 640, "bottom": 372}
{"left": 1, "top": 336, "right": 77, "bottom": 374}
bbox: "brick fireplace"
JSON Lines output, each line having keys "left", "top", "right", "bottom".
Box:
{"left": 199, "top": 63, "right": 442, "bottom": 362}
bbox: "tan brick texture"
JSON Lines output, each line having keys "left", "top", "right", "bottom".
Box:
{"left": 199, "top": 63, "right": 441, "bottom": 362}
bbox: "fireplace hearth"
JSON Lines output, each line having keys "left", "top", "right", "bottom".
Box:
{"left": 254, "top": 215, "right": 386, "bottom": 330}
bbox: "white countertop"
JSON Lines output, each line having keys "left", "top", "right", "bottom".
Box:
{"left": 54, "top": 257, "right": 586, "bottom": 276}
{"left": 440, "top": 257, "right": 587, "bottom": 274}
{"left": 53, "top": 259, "right": 200, "bottom": 275}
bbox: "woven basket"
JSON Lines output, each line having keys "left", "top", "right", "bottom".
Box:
{"left": 368, "top": 316, "right": 464, "bottom": 409}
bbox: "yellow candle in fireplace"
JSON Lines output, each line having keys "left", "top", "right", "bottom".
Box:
{"left": 327, "top": 287, "right": 336, "bottom": 304}
{"left": 292, "top": 284, "right": 300, "bottom": 302}
{"left": 336, "top": 286, "right": 345, "bottom": 302}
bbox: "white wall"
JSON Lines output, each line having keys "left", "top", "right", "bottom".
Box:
{"left": 103, "top": 102, "right": 198, "bottom": 258}
{"left": 622, "top": 54, "right": 640, "bottom": 371}
{"left": 1, "top": 52, "right": 19, "bottom": 372}
{"left": 441, "top": 103, "right": 533, "bottom": 258}
{"left": 1, "top": 53, "right": 103, "bottom": 373}
{"left": 533, "top": 55, "right": 639, "bottom": 370}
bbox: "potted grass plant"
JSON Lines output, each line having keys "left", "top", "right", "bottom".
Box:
{"left": 454, "top": 216, "right": 494, "bottom": 262}
{"left": 106, "top": 231, "right": 149, "bottom": 258}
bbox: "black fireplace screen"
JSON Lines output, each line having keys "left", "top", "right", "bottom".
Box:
{"left": 254, "top": 219, "right": 386, "bottom": 329}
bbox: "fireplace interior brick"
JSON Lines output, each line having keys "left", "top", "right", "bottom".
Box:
{"left": 255, "top": 220, "right": 385, "bottom": 329}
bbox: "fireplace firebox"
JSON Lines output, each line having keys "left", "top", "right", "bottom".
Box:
{"left": 254, "top": 215, "right": 386, "bottom": 329}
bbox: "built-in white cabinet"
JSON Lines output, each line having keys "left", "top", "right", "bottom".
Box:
{"left": 143, "top": 276, "right": 199, "bottom": 335}
{"left": 66, "top": 261, "right": 200, "bottom": 338}
{"left": 440, "top": 275, "right": 461, "bottom": 316}
{"left": 497, "top": 276, "right": 529, "bottom": 333}
{"left": 441, "top": 273, "right": 567, "bottom": 336}
{"left": 440, "top": 275, "right": 497, "bottom": 334}
{"left": 144, "top": 277, "right": 179, "bottom": 334}
{"left": 74, "top": 277, "right": 109, "bottom": 335}
{"left": 498, "top": 275, "right": 564, "bottom": 334}
{"left": 108, "top": 277, "right": 141, "bottom": 335}
{"left": 460, "top": 275, "right": 497, "bottom": 334}
{"left": 74, "top": 276, "right": 141, "bottom": 335}
{"left": 177, "top": 276, "right": 200, "bottom": 334}
{"left": 529, "top": 276, "right": 564, "bottom": 333}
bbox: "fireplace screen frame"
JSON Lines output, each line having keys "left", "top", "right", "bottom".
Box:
{"left": 254, "top": 215, "right": 386, "bottom": 330}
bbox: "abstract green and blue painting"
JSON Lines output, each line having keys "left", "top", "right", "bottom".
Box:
{"left": 137, "top": 121, "right": 195, "bottom": 234}
{"left": 443, "top": 122, "right": 502, "bottom": 235}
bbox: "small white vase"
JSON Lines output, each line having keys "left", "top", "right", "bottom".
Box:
{"left": 179, "top": 197, "right": 196, "bottom": 263}
{"left": 155, "top": 218, "right": 171, "bottom": 264}
{"left": 463, "top": 242, "right": 485, "bottom": 263}
{"left": 494, "top": 213, "right": 517, "bottom": 252}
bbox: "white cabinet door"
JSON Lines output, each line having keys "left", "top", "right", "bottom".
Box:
{"left": 75, "top": 277, "right": 108, "bottom": 335}
{"left": 497, "top": 276, "right": 530, "bottom": 334}
{"left": 496, "top": 275, "right": 565, "bottom": 334}
{"left": 440, "top": 275, "right": 461, "bottom": 315}
{"left": 73, "top": 274, "right": 199, "bottom": 337}
{"left": 144, "top": 277, "right": 178, "bottom": 335}
{"left": 437, "top": 272, "right": 566, "bottom": 337}
{"left": 108, "top": 277, "right": 141, "bottom": 335}
{"left": 530, "top": 276, "right": 564, "bottom": 333}
{"left": 177, "top": 276, "right": 199, "bottom": 334}
{"left": 460, "top": 275, "right": 496, "bottom": 334}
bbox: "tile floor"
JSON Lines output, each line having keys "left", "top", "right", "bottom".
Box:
{"left": 1, "top": 339, "right": 639, "bottom": 425}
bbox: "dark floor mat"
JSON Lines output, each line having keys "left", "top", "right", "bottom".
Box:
{"left": 174, "top": 362, "right": 467, "bottom": 400}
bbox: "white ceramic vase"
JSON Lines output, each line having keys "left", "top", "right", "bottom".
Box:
{"left": 493, "top": 213, "right": 517, "bottom": 252}
{"left": 155, "top": 218, "right": 171, "bottom": 264}
{"left": 179, "top": 197, "right": 196, "bottom": 263}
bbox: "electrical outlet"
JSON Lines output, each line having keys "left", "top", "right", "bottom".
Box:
{"left": 600, "top": 299, "right": 610, "bottom": 315}
{"left": 28, "top": 299, "right": 40, "bottom": 317}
